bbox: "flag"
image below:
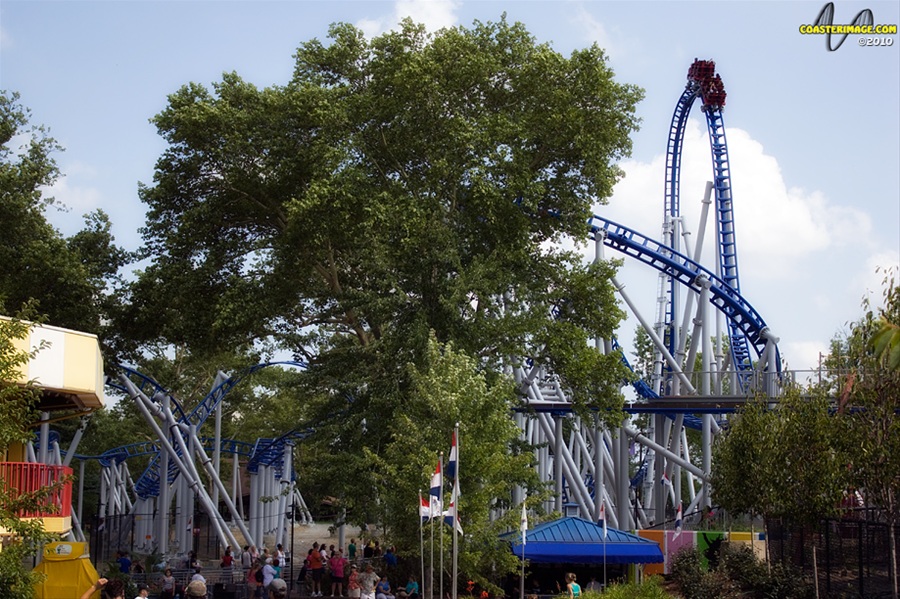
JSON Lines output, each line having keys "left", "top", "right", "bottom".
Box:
{"left": 599, "top": 502, "right": 607, "bottom": 540}
{"left": 520, "top": 502, "right": 528, "bottom": 546}
{"left": 420, "top": 491, "right": 433, "bottom": 521}
{"left": 660, "top": 472, "right": 672, "bottom": 487}
{"left": 674, "top": 501, "right": 683, "bottom": 539}
{"left": 442, "top": 479, "right": 463, "bottom": 534}
{"left": 429, "top": 460, "right": 443, "bottom": 515}
{"left": 446, "top": 430, "right": 458, "bottom": 481}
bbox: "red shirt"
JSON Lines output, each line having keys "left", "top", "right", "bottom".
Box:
{"left": 309, "top": 551, "right": 324, "bottom": 570}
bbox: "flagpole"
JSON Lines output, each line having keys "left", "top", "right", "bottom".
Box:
{"left": 451, "top": 425, "right": 459, "bottom": 599}
{"left": 600, "top": 502, "right": 607, "bottom": 590}
{"left": 430, "top": 494, "right": 435, "bottom": 599}
{"left": 519, "top": 502, "right": 526, "bottom": 599}
{"left": 439, "top": 452, "right": 444, "bottom": 599}
{"left": 420, "top": 489, "right": 425, "bottom": 599}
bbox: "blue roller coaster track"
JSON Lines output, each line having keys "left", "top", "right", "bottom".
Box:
{"left": 125, "top": 361, "right": 307, "bottom": 499}
{"left": 662, "top": 60, "right": 753, "bottom": 375}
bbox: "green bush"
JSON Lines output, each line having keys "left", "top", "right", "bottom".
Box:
{"left": 718, "top": 543, "right": 769, "bottom": 591}
{"left": 670, "top": 546, "right": 704, "bottom": 596}
{"left": 671, "top": 543, "right": 814, "bottom": 599}
{"left": 601, "top": 575, "right": 670, "bottom": 598}
{"left": 761, "top": 562, "right": 815, "bottom": 599}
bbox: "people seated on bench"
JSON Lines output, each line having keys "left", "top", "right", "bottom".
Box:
{"left": 375, "top": 575, "right": 394, "bottom": 599}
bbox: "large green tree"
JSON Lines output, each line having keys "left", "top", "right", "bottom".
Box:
{"left": 123, "top": 17, "right": 639, "bottom": 401}
{"left": 120, "top": 17, "right": 641, "bottom": 581}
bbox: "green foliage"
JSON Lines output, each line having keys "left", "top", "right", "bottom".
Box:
{"left": 870, "top": 267, "right": 900, "bottom": 371}
{"left": 841, "top": 369, "right": 900, "bottom": 527}
{"left": 671, "top": 544, "right": 812, "bottom": 599}
{"left": 124, "top": 15, "right": 640, "bottom": 413}
{"left": 0, "top": 308, "right": 59, "bottom": 598}
{"left": 711, "top": 388, "right": 846, "bottom": 527}
{"left": 116, "top": 17, "right": 643, "bottom": 585}
{"left": 305, "top": 335, "right": 546, "bottom": 589}
{"left": 0, "top": 309, "right": 43, "bottom": 450}
{"left": 598, "top": 576, "right": 670, "bottom": 598}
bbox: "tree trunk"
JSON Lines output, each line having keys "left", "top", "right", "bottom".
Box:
{"left": 890, "top": 519, "right": 898, "bottom": 599}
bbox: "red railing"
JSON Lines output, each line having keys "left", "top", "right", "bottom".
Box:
{"left": 0, "top": 462, "right": 72, "bottom": 518}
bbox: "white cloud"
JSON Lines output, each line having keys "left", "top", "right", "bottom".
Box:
{"left": 356, "top": 18, "right": 387, "bottom": 41}
{"left": 0, "top": 24, "right": 11, "bottom": 49}
{"left": 571, "top": 3, "right": 621, "bottom": 60}
{"left": 601, "top": 119, "right": 873, "bottom": 280}
{"left": 394, "top": 0, "right": 460, "bottom": 31}
{"left": 596, "top": 118, "right": 887, "bottom": 377}
{"left": 357, "top": 0, "right": 460, "bottom": 38}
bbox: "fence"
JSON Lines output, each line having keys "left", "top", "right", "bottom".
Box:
{"left": 768, "top": 515, "right": 899, "bottom": 598}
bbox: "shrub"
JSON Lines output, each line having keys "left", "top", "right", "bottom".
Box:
{"left": 601, "top": 575, "right": 670, "bottom": 598}
{"left": 670, "top": 546, "right": 704, "bottom": 596}
{"left": 718, "top": 543, "right": 769, "bottom": 591}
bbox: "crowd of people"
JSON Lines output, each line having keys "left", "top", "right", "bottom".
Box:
{"left": 294, "top": 539, "right": 417, "bottom": 599}
{"left": 87, "top": 538, "right": 419, "bottom": 599}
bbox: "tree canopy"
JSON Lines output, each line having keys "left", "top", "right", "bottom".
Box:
{"left": 122, "top": 16, "right": 640, "bottom": 407}
{"left": 113, "top": 16, "right": 643, "bottom": 579}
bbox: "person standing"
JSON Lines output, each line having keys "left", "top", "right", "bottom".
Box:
{"left": 248, "top": 564, "right": 262, "bottom": 599}
{"left": 329, "top": 549, "right": 347, "bottom": 596}
{"left": 161, "top": 568, "right": 176, "bottom": 599}
{"left": 383, "top": 547, "right": 397, "bottom": 567}
{"left": 241, "top": 546, "right": 253, "bottom": 570}
{"left": 347, "top": 564, "right": 361, "bottom": 599}
{"left": 565, "top": 573, "right": 581, "bottom": 599}
{"left": 116, "top": 550, "right": 132, "bottom": 574}
{"left": 262, "top": 559, "right": 277, "bottom": 589}
{"left": 358, "top": 565, "right": 379, "bottom": 599}
{"left": 309, "top": 542, "right": 325, "bottom": 596}
{"left": 348, "top": 539, "right": 357, "bottom": 561}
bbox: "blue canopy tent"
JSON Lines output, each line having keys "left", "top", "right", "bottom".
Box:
{"left": 506, "top": 517, "right": 664, "bottom": 564}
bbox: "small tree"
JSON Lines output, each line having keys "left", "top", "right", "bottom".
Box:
{"left": 834, "top": 267, "right": 900, "bottom": 599}
{"left": 712, "top": 388, "right": 846, "bottom": 546}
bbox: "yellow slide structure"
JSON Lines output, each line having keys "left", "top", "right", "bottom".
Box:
{"left": 32, "top": 542, "right": 100, "bottom": 599}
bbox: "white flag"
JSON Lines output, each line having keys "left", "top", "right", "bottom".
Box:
{"left": 520, "top": 503, "right": 528, "bottom": 546}
{"left": 674, "top": 501, "right": 683, "bottom": 540}
{"left": 599, "top": 502, "right": 607, "bottom": 540}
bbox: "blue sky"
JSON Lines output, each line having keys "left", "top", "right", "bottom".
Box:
{"left": 1, "top": 0, "right": 898, "bottom": 372}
